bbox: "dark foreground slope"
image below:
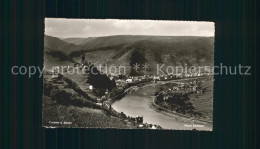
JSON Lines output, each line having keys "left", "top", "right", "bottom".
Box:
{"left": 42, "top": 75, "right": 134, "bottom": 128}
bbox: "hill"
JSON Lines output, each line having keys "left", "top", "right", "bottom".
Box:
{"left": 63, "top": 37, "right": 96, "bottom": 45}
{"left": 44, "top": 47, "right": 76, "bottom": 69}
{"left": 44, "top": 35, "right": 214, "bottom": 74}
{"left": 44, "top": 35, "right": 81, "bottom": 55}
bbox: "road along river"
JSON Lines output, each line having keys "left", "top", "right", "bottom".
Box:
{"left": 111, "top": 81, "right": 212, "bottom": 130}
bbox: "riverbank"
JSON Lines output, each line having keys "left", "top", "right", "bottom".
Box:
{"left": 105, "top": 81, "right": 152, "bottom": 105}
{"left": 45, "top": 73, "right": 163, "bottom": 129}
{"left": 111, "top": 77, "right": 212, "bottom": 130}
{"left": 150, "top": 96, "right": 213, "bottom": 124}
{"left": 151, "top": 76, "right": 213, "bottom": 124}
{"left": 102, "top": 80, "right": 163, "bottom": 129}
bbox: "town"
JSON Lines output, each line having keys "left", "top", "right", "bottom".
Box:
{"left": 45, "top": 58, "right": 213, "bottom": 129}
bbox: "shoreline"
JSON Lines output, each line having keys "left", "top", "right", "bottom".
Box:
{"left": 93, "top": 76, "right": 212, "bottom": 129}
{"left": 150, "top": 96, "right": 213, "bottom": 124}
{"left": 109, "top": 77, "right": 212, "bottom": 129}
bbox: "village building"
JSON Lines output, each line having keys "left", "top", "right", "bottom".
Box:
{"left": 153, "top": 76, "right": 160, "bottom": 81}
{"left": 126, "top": 78, "right": 133, "bottom": 83}
{"left": 151, "top": 125, "right": 157, "bottom": 129}
{"left": 135, "top": 115, "right": 143, "bottom": 123}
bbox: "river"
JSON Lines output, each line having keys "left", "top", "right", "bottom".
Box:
{"left": 112, "top": 81, "right": 212, "bottom": 130}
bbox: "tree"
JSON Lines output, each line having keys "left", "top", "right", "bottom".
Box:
{"left": 81, "top": 54, "right": 85, "bottom": 62}
{"left": 85, "top": 63, "right": 116, "bottom": 94}
{"left": 129, "top": 50, "right": 147, "bottom": 67}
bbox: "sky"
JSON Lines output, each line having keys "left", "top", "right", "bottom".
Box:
{"left": 45, "top": 18, "right": 214, "bottom": 38}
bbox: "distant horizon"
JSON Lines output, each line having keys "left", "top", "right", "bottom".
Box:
{"left": 45, "top": 34, "right": 215, "bottom": 39}
{"left": 45, "top": 18, "right": 215, "bottom": 38}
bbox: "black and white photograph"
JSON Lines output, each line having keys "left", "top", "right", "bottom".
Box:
{"left": 3, "top": 0, "right": 259, "bottom": 148}
{"left": 43, "top": 18, "right": 214, "bottom": 130}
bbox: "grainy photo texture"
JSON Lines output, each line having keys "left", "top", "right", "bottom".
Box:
{"left": 43, "top": 18, "right": 214, "bottom": 130}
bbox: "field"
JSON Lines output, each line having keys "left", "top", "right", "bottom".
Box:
{"left": 153, "top": 76, "right": 213, "bottom": 122}
{"left": 189, "top": 77, "right": 213, "bottom": 121}
{"left": 43, "top": 103, "right": 131, "bottom": 128}
{"left": 176, "top": 76, "right": 213, "bottom": 121}
{"left": 62, "top": 72, "right": 97, "bottom": 99}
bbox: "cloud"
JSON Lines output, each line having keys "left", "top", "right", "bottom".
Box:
{"left": 45, "top": 18, "right": 214, "bottom": 38}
